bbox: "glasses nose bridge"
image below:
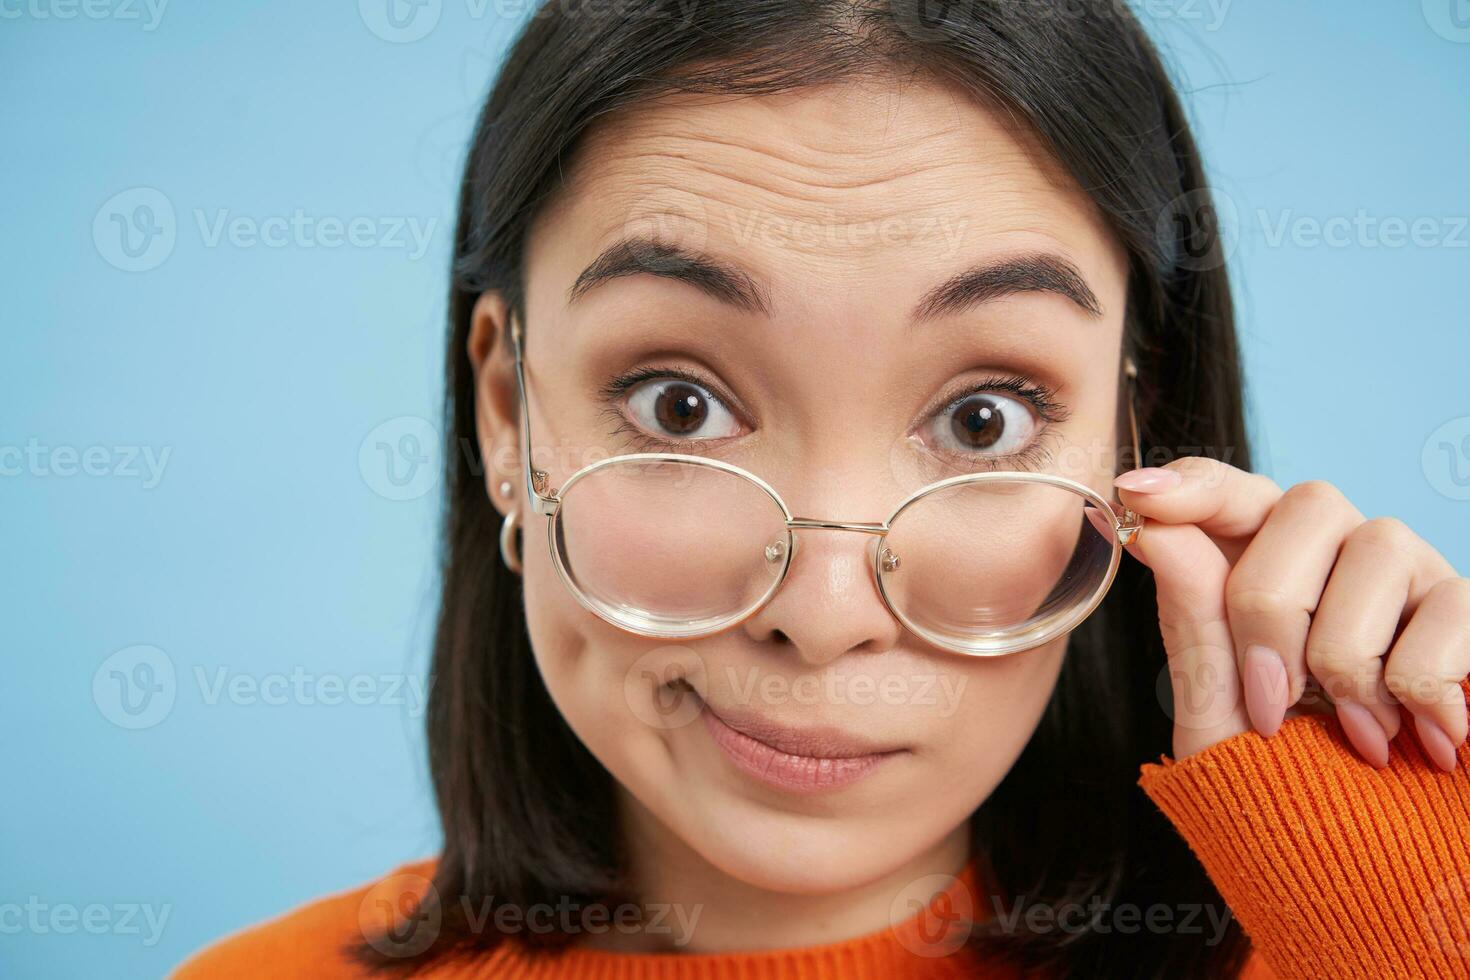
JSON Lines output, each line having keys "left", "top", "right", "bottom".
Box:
{"left": 784, "top": 516, "right": 889, "bottom": 536}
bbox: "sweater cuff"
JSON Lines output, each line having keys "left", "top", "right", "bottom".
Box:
{"left": 1138, "top": 680, "right": 1470, "bottom": 980}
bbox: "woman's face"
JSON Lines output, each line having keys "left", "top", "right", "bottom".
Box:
{"left": 472, "top": 74, "right": 1129, "bottom": 895}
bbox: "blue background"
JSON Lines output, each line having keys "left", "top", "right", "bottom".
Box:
{"left": 3, "top": 2, "right": 1467, "bottom": 976}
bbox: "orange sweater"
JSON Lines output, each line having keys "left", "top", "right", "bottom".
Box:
{"left": 174, "top": 681, "right": 1470, "bottom": 979}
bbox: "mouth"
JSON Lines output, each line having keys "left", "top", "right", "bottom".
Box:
{"left": 690, "top": 688, "right": 906, "bottom": 794}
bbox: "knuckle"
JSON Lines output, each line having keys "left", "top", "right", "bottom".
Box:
{"left": 1304, "top": 636, "right": 1368, "bottom": 680}
{"left": 1348, "top": 516, "right": 1415, "bottom": 553}
{"left": 1225, "top": 582, "right": 1300, "bottom": 619}
{"left": 1383, "top": 663, "right": 1449, "bottom": 706}
{"left": 1283, "top": 479, "right": 1346, "bottom": 510}
{"left": 1425, "top": 576, "right": 1470, "bottom": 615}
{"left": 1170, "top": 456, "right": 1220, "bottom": 477}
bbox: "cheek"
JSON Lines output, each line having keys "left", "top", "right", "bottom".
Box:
{"left": 929, "top": 638, "right": 1067, "bottom": 791}
{"left": 519, "top": 532, "right": 688, "bottom": 774}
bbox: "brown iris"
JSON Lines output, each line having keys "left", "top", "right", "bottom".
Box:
{"left": 949, "top": 395, "right": 1005, "bottom": 450}
{"left": 653, "top": 382, "right": 708, "bottom": 436}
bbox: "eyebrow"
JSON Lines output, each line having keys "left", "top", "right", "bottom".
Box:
{"left": 568, "top": 238, "right": 771, "bottom": 315}
{"left": 568, "top": 238, "right": 1101, "bottom": 321}
{"left": 912, "top": 253, "right": 1103, "bottom": 321}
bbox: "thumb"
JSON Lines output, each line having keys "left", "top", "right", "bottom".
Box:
{"left": 1127, "top": 520, "right": 1251, "bottom": 758}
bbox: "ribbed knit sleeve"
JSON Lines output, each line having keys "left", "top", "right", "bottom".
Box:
{"left": 1139, "top": 680, "right": 1470, "bottom": 980}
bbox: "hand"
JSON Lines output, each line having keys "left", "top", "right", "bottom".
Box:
{"left": 1114, "top": 459, "right": 1469, "bottom": 771}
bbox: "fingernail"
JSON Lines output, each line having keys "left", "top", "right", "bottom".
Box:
{"left": 1113, "top": 468, "right": 1183, "bottom": 493}
{"left": 1084, "top": 506, "right": 1116, "bottom": 542}
{"left": 1414, "top": 715, "right": 1461, "bottom": 773}
{"left": 1242, "top": 645, "right": 1288, "bottom": 736}
{"left": 1336, "top": 702, "right": 1390, "bottom": 768}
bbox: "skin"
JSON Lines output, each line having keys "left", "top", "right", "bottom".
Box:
{"left": 466, "top": 73, "right": 1469, "bottom": 953}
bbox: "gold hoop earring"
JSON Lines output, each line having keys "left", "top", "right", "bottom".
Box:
{"left": 499, "top": 509, "right": 523, "bottom": 575}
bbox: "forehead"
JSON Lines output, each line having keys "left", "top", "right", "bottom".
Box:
{"left": 525, "top": 72, "right": 1124, "bottom": 317}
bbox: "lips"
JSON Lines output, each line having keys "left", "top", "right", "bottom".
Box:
{"left": 695, "top": 694, "right": 905, "bottom": 793}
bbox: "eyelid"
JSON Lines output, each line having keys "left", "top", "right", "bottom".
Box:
{"left": 600, "top": 364, "right": 752, "bottom": 424}
{"left": 922, "top": 374, "right": 1070, "bottom": 430}
{"left": 605, "top": 366, "right": 752, "bottom": 443}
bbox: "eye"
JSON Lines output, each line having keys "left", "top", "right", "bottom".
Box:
{"left": 624, "top": 376, "right": 742, "bottom": 442}
{"left": 922, "top": 390, "right": 1040, "bottom": 458}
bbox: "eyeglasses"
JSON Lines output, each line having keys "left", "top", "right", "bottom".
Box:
{"left": 501, "top": 319, "right": 1145, "bottom": 657}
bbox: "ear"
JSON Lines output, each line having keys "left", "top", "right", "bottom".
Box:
{"left": 468, "top": 291, "right": 519, "bottom": 519}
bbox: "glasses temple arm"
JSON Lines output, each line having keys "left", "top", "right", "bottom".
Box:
{"left": 509, "top": 317, "right": 555, "bottom": 513}
{"left": 1116, "top": 356, "right": 1145, "bottom": 543}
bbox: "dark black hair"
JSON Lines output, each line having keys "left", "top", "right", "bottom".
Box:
{"left": 363, "top": 1, "right": 1252, "bottom": 976}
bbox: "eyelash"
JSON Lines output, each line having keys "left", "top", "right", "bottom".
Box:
{"left": 596, "top": 366, "right": 1071, "bottom": 471}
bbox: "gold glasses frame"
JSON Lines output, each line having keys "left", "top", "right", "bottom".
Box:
{"left": 502, "top": 317, "right": 1145, "bottom": 657}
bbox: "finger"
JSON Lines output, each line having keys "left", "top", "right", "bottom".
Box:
{"left": 1383, "top": 576, "right": 1470, "bottom": 773}
{"left": 1115, "top": 457, "right": 1282, "bottom": 547}
{"left": 1306, "top": 518, "right": 1451, "bottom": 766}
{"left": 1223, "top": 481, "right": 1364, "bottom": 736}
{"left": 1126, "top": 519, "right": 1249, "bottom": 757}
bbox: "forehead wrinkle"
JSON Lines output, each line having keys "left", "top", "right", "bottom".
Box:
{"left": 585, "top": 136, "right": 1067, "bottom": 239}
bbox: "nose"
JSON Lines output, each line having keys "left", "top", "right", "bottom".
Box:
{"left": 740, "top": 520, "right": 905, "bottom": 667}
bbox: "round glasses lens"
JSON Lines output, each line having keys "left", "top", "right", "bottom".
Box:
{"left": 878, "top": 478, "right": 1118, "bottom": 655}
{"left": 553, "top": 458, "right": 791, "bottom": 636}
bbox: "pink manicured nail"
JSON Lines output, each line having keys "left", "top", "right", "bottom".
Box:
{"left": 1242, "top": 645, "right": 1288, "bottom": 737}
{"left": 1114, "top": 468, "right": 1183, "bottom": 493}
{"left": 1336, "top": 702, "right": 1390, "bottom": 768}
{"left": 1414, "top": 715, "right": 1460, "bottom": 773}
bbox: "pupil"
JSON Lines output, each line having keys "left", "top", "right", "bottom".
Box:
{"left": 656, "top": 383, "right": 706, "bottom": 434}
{"left": 951, "top": 396, "right": 1004, "bottom": 449}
